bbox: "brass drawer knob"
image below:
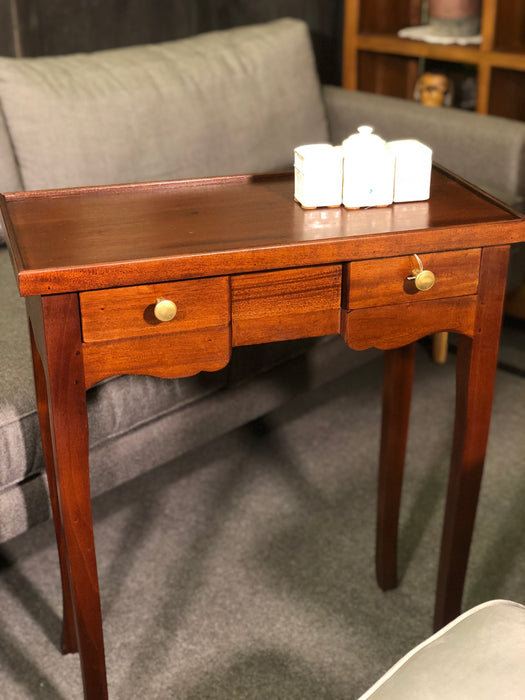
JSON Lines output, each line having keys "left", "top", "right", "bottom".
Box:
{"left": 154, "top": 297, "right": 177, "bottom": 322}
{"left": 409, "top": 254, "right": 435, "bottom": 291}
{"left": 412, "top": 268, "right": 436, "bottom": 291}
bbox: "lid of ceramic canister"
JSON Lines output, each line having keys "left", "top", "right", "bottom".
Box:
{"left": 342, "top": 126, "right": 386, "bottom": 153}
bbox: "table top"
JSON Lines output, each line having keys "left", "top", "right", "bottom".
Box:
{"left": 2, "top": 166, "right": 524, "bottom": 296}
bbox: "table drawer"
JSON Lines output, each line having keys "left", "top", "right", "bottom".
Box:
{"left": 231, "top": 265, "right": 341, "bottom": 345}
{"left": 80, "top": 277, "right": 230, "bottom": 343}
{"left": 343, "top": 249, "right": 481, "bottom": 310}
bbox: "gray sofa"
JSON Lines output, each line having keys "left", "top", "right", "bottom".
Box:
{"left": 359, "top": 599, "right": 525, "bottom": 699}
{"left": 1, "top": 18, "right": 525, "bottom": 545}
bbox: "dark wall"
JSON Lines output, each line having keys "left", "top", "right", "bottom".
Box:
{"left": 0, "top": 0, "right": 344, "bottom": 84}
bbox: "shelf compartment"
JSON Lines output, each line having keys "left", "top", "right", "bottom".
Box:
{"left": 358, "top": 51, "right": 419, "bottom": 100}
{"left": 343, "top": 0, "right": 525, "bottom": 123}
{"left": 494, "top": 0, "right": 525, "bottom": 53}
{"left": 489, "top": 68, "right": 525, "bottom": 121}
{"left": 358, "top": 0, "right": 422, "bottom": 34}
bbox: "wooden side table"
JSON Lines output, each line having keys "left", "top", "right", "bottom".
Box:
{"left": 2, "top": 167, "right": 524, "bottom": 699}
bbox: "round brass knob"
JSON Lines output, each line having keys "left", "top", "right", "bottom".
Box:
{"left": 408, "top": 254, "right": 436, "bottom": 292}
{"left": 154, "top": 298, "right": 177, "bottom": 322}
{"left": 412, "top": 268, "right": 436, "bottom": 291}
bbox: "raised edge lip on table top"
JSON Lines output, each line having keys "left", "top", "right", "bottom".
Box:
{"left": 2, "top": 168, "right": 524, "bottom": 297}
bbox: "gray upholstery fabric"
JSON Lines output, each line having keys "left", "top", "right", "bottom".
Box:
{"left": 323, "top": 85, "right": 525, "bottom": 208}
{"left": 0, "top": 105, "right": 23, "bottom": 245}
{"left": 0, "top": 19, "right": 328, "bottom": 192}
{"left": 359, "top": 600, "right": 525, "bottom": 699}
{"left": 0, "top": 107, "right": 21, "bottom": 191}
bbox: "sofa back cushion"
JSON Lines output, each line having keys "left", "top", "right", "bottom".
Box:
{"left": 0, "top": 18, "right": 328, "bottom": 197}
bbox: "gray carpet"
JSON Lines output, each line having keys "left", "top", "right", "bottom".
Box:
{"left": 1, "top": 341, "right": 524, "bottom": 699}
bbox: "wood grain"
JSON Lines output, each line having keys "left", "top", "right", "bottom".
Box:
{"left": 353, "top": 33, "right": 525, "bottom": 74}
{"left": 27, "top": 293, "right": 108, "bottom": 699}
{"left": 376, "top": 343, "right": 416, "bottom": 591}
{"left": 2, "top": 168, "right": 523, "bottom": 296}
{"left": 434, "top": 245, "right": 511, "bottom": 630}
{"left": 28, "top": 314, "right": 78, "bottom": 655}
{"left": 83, "top": 326, "right": 232, "bottom": 389}
{"left": 343, "top": 0, "right": 424, "bottom": 96}
{"left": 80, "top": 276, "right": 229, "bottom": 343}
{"left": 231, "top": 265, "right": 341, "bottom": 345}
{"left": 355, "top": 0, "right": 422, "bottom": 34}
{"left": 341, "top": 295, "right": 477, "bottom": 350}
{"left": 342, "top": 0, "right": 361, "bottom": 89}
{"left": 493, "top": 0, "right": 525, "bottom": 52}
{"left": 343, "top": 249, "right": 481, "bottom": 309}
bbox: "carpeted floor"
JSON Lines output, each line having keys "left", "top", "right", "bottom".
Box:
{"left": 0, "top": 338, "right": 524, "bottom": 699}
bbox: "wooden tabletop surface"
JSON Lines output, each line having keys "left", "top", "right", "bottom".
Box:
{"left": 2, "top": 167, "right": 524, "bottom": 296}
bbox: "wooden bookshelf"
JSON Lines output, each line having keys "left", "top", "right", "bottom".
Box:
{"left": 343, "top": 0, "right": 525, "bottom": 121}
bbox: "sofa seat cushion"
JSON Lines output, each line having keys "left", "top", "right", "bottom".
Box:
{"left": 359, "top": 600, "right": 525, "bottom": 699}
{"left": 0, "top": 18, "right": 328, "bottom": 193}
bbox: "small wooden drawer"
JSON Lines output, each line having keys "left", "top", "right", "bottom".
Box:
{"left": 231, "top": 265, "right": 341, "bottom": 346}
{"left": 343, "top": 249, "right": 481, "bottom": 310}
{"left": 80, "top": 277, "right": 230, "bottom": 343}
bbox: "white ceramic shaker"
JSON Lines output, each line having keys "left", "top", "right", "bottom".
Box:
{"left": 389, "top": 139, "right": 433, "bottom": 202}
{"left": 342, "top": 126, "right": 395, "bottom": 208}
{"left": 294, "top": 144, "right": 343, "bottom": 208}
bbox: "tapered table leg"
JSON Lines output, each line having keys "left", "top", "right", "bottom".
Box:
{"left": 434, "top": 245, "right": 510, "bottom": 631}
{"left": 376, "top": 342, "right": 416, "bottom": 590}
{"left": 29, "top": 322, "right": 78, "bottom": 654}
{"left": 29, "top": 294, "right": 108, "bottom": 700}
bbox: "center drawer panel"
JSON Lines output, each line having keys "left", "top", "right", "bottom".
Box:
{"left": 231, "top": 265, "right": 342, "bottom": 346}
{"left": 343, "top": 249, "right": 481, "bottom": 309}
{"left": 80, "top": 277, "right": 230, "bottom": 343}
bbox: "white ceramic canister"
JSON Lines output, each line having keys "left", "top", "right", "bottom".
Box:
{"left": 294, "top": 144, "right": 343, "bottom": 208}
{"left": 389, "top": 139, "right": 433, "bottom": 203}
{"left": 342, "top": 126, "right": 395, "bottom": 208}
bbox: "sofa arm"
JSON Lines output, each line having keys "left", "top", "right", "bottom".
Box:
{"left": 322, "top": 85, "right": 525, "bottom": 208}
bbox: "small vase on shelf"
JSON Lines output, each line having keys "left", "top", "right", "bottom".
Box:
{"left": 398, "top": 0, "right": 482, "bottom": 46}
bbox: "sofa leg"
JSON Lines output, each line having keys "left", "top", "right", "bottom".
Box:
{"left": 30, "top": 323, "right": 78, "bottom": 655}
{"left": 376, "top": 342, "right": 415, "bottom": 590}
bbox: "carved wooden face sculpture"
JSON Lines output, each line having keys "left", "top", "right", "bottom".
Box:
{"left": 415, "top": 73, "right": 452, "bottom": 107}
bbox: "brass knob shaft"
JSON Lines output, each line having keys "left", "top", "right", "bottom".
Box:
{"left": 154, "top": 298, "right": 177, "bottom": 322}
